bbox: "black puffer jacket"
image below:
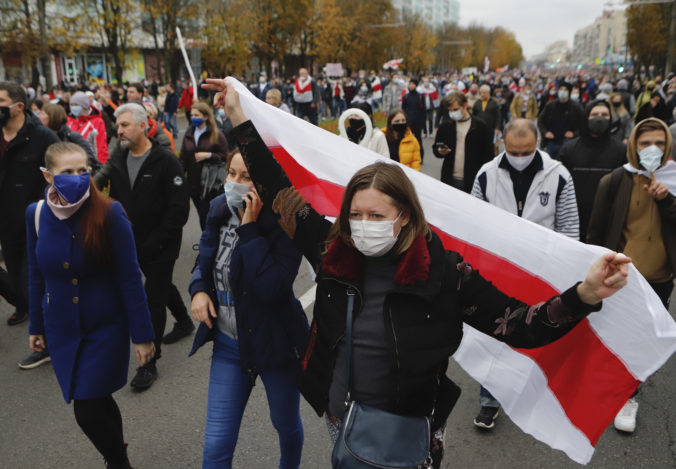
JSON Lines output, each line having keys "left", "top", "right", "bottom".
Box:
{"left": 231, "top": 120, "right": 600, "bottom": 421}
{"left": 0, "top": 112, "right": 59, "bottom": 240}
{"left": 558, "top": 100, "right": 626, "bottom": 241}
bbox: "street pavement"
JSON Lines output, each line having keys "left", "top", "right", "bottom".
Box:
{"left": 1, "top": 117, "right": 674, "bottom": 468}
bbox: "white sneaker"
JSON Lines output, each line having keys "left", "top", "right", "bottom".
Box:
{"left": 614, "top": 398, "right": 638, "bottom": 433}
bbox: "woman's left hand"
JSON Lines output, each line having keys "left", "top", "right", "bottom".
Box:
{"left": 241, "top": 187, "right": 263, "bottom": 225}
{"left": 195, "top": 152, "right": 211, "bottom": 163}
{"left": 577, "top": 252, "right": 632, "bottom": 305}
{"left": 135, "top": 341, "right": 155, "bottom": 366}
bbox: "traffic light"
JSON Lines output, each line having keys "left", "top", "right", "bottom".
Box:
{"left": 618, "top": 66, "right": 625, "bottom": 73}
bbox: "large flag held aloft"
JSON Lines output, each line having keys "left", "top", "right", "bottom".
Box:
{"left": 228, "top": 77, "right": 676, "bottom": 465}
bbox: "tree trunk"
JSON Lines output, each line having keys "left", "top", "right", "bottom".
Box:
{"left": 36, "top": 0, "right": 52, "bottom": 90}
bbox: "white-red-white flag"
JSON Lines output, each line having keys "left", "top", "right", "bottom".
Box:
{"left": 229, "top": 78, "right": 676, "bottom": 465}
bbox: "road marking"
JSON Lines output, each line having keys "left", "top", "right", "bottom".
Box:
{"left": 299, "top": 285, "right": 317, "bottom": 310}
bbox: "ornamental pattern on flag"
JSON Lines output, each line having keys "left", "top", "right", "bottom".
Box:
{"left": 228, "top": 77, "right": 676, "bottom": 465}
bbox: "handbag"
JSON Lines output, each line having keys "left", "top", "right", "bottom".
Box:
{"left": 331, "top": 288, "right": 432, "bottom": 469}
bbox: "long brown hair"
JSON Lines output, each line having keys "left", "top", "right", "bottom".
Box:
{"left": 192, "top": 102, "right": 219, "bottom": 145}
{"left": 42, "top": 103, "right": 67, "bottom": 131}
{"left": 45, "top": 142, "right": 114, "bottom": 267}
{"left": 385, "top": 108, "right": 408, "bottom": 143}
{"left": 326, "top": 161, "right": 432, "bottom": 255}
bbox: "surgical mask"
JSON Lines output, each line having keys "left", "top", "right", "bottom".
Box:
{"left": 349, "top": 213, "right": 401, "bottom": 257}
{"left": 44, "top": 170, "right": 91, "bottom": 204}
{"left": 570, "top": 93, "right": 579, "bottom": 100}
{"left": 558, "top": 89, "right": 569, "bottom": 100}
{"left": 217, "top": 108, "right": 225, "bottom": 118}
{"left": 224, "top": 180, "right": 252, "bottom": 209}
{"left": 588, "top": 116, "right": 609, "bottom": 135}
{"left": 449, "top": 110, "right": 464, "bottom": 121}
{"left": 191, "top": 117, "right": 205, "bottom": 127}
{"left": 638, "top": 145, "right": 664, "bottom": 172}
{"left": 505, "top": 152, "right": 535, "bottom": 172}
{"left": 360, "top": 86, "right": 368, "bottom": 93}
{"left": 392, "top": 123, "right": 407, "bottom": 134}
{"left": 70, "top": 104, "right": 83, "bottom": 117}
{"left": 259, "top": 77, "right": 266, "bottom": 84}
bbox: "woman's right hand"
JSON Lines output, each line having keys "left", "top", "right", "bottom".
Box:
{"left": 29, "top": 334, "right": 46, "bottom": 352}
{"left": 191, "top": 291, "right": 217, "bottom": 329}
{"left": 201, "top": 79, "right": 247, "bottom": 126}
{"left": 437, "top": 146, "right": 451, "bottom": 156}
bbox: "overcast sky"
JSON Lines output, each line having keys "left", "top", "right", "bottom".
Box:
{"left": 458, "top": 0, "right": 623, "bottom": 59}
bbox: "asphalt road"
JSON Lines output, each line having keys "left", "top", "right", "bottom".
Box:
{"left": 0, "top": 118, "right": 674, "bottom": 468}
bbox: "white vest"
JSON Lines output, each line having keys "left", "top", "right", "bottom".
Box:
{"left": 479, "top": 151, "right": 568, "bottom": 231}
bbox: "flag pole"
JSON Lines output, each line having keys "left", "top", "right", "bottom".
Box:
{"left": 176, "top": 27, "right": 198, "bottom": 102}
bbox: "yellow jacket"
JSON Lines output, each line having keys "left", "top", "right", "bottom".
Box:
{"left": 382, "top": 127, "right": 421, "bottom": 171}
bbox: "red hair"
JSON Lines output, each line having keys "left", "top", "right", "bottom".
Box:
{"left": 45, "top": 142, "right": 114, "bottom": 267}
{"left": 80, "top": 180, "right": 113, "bottom": 267}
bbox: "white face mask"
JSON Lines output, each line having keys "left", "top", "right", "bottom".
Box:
{"left": 349, "top": 213, "right": 401, "bottom": 257}
{"left": 638, "top": 145, "right": 664, "bottom": 172}
{"left": 224, "top": 180, "right": 252, "bottom": 209}
{"left": 505, "top": 152, "right": 536, "bottom": 172}
{"left": 449, "top": 110, "right": 464, "bottom": 121}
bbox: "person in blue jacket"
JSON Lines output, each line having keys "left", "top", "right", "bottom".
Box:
{"left": 188, "top": 149, "right": 309, "bottom": 469}
{"left": 26, "top": 142, "right": 155, "bottom": 469}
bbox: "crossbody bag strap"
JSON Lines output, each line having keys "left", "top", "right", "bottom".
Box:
{"left": 35, "top": 199, "right": 44, "bottom": 236}
{"left": 344, "top": 287, "right": 356, "bottom": 406}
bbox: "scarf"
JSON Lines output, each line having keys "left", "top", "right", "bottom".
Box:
{"left": 46, "top": 185, "right": 91, "bottom": 220}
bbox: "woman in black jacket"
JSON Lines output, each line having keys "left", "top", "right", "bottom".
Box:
{"left": 433, "top": 91, "right": 493, "bottom": 192}
{"left": 203, "top": 78, "right": 630, "bottom": 469}
{"left": 180, "top": 102, "right": 228, "bottom": 228}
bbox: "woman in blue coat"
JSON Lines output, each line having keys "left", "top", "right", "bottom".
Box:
{"left": 189, "top": 149, "right": 309, "bottom": 469}
{"left": 26, "top": 142, "right": 155, "bottom": 469}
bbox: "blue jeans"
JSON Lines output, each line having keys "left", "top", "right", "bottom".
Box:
{"left": 479, "top": 385, "right": 500, "bottom": 408}
{"left": 164, "top": 113, "right": 178, "bottom": 137}
{"left": 203, "top": 332, "right": 303, "bottom": 469}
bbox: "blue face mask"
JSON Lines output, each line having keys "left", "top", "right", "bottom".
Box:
{"left": 217, "top": 108, "right": 225, "bottom": 118}
{"left": 191, "top": 117, "right": 205, "bottom": 127}
{"left": 224, "top": 180, "right": 252, "bottom": 209}
{"left": 70, "top": 104, "right": 83, "bottom": 118}
{"left": 53, "top": 173, "right": 91, "bottom": 204}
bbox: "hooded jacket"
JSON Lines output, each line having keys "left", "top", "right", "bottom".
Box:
{"left": 558, "top": 100, "right": 626, "bottom": 241}
{"left": 587, "top": 118, "right": 676, "bottom": 282}
{"left": 67, "top": 107, "right": 109, "bottom": 163}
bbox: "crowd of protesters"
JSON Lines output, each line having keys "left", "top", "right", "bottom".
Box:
{"left": 0, "top": 62, "right": 674, "bottom": 468}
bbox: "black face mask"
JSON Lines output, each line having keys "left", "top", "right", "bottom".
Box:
{"left": 347, "top": 120, "right": 366, "bottom": 143}
{"left": 588, "top": 116, "right": 610, "bottom": 135}
{"left": 0, "top": 106, "right": 11, "bottom": 127}
{"left": 392, "top": 123, "right": 407, "bottom": 134}
{"left": 612, "top": 101, "right": 622, "bottom": 108}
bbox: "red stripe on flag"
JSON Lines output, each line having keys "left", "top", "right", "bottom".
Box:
{"left": 270, "top": 145, "right": 640, "bottom": 445}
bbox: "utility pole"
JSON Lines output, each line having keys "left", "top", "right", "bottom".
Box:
{"left": 37, "top": 0, "right": 52, "bottom": 90}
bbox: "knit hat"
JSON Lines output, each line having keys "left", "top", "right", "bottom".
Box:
{"left": 616, "top": 79, "right": 629, "bottom": 91}
{"left": 70, "top": 91, "right": 90, "bottom": 110}
{"left": 558, "top": 82, "right": 573, "bottom": 92}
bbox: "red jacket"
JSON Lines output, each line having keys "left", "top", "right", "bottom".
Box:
{"left": 67, "top": 108, "right": 109, "bottom": 163}
{"left": 178, "top": 87, "right": 194, "bottom": 112}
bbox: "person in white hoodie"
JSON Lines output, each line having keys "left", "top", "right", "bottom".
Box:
{"left": 469, "top": 118, "right": 580, "bottom": 429}
{"left": 338, "top": 102, "right": 389, "bottom": 158}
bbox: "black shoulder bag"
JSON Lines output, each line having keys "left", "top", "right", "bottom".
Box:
{"left": 331, "top": 288, "right": 432, "bottom": 469}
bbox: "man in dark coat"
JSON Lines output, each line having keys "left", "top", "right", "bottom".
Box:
{"left": 472, "top": 84, "right": 502, "bottom": 136}
{"left": 163, "top": 82, "right": 179, "bottom": 138}
{"left": 558, "top": 99, "right": 626, "bottom": 241}
{"left": 433, "top": 91, "right": 493, "bottom": 192}
{"left": 0, "top": 81, "right": 59, "bottom": 330}
{"left": 107, "top": 102, "right": 190, "bottom": 391}
{"left": 401, "top": 78, "right": 426, "bottom": 159}
{"left": 537, "top": 82, "right": 584, "bottom": 158}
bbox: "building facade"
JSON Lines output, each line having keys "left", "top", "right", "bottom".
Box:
{"left": 392, "top": 0, "right": 460, "bottom": 28}
{"left": 572, "top": 9, "right": 627, "bottom": 65}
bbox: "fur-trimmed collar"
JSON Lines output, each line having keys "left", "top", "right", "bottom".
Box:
{"left": 321, "top": 234, "right": 431, "bottom": 285}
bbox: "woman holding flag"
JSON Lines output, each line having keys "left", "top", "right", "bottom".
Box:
{"left": 203, "top": 78, "right": 631, "bottom": 468}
